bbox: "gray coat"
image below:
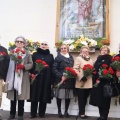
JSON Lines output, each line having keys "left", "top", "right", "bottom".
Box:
{"left": 7, "top": 50, "right": 33, "bottom": 100}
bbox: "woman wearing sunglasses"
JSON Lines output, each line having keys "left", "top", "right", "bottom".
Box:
{"left": 52, "top": 44, "right": 74, "bottom": 118}
{"left": 6, "top": 36, "right": 33, "bottom": 120}
{"left": 29, "top": 41, "right": 54, "bottom": 118}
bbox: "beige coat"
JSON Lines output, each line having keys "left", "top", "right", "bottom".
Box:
{"left": 7, "top": 50, "right": 33, "bottom": 100}
{"left": 73, "top": 56, "right": 93, "bottom": 89}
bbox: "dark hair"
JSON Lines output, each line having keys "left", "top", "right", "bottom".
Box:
{"left": 14, "top": 36, "right": 26, "bottom": 44}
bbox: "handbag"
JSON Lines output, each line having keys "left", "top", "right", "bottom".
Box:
{"left": 103, "top": 83, "right": 120, "bottom": 97}
{"left": 2, "top": 82, "right": 8, "bottom": 93}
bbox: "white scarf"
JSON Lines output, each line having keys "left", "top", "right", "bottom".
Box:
{"left": 6, "top": 49, "right": 26, "bottom": 95}
{"left": 60, "top": 53, "right": 70, "bottom": 58}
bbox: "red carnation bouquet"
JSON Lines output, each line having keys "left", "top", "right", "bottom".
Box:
{"left": 30, "top": 59, "right": 49, "bottom": 84}
{"left": 82, "top": 64, "right": 94, "bottom": 77}
{"left": 94, "top": 64, "right": 115, "bottom": 87}
{"left": 10, "top": 48, "right": 25, "bottom": 76}
{"left": 81, "top": 64, "right": 94, "bottom": 87}
{"left": 111, "top": 56, "right": 120, "bottom": 82}
{"left": 0, "top": 52, "right": 6, "bottom": 61}
{"left": 55, "top": 67, "right": 77, "bottom": 88}
{"left": 99, "top": 64, "right": 114, "bottom": 79}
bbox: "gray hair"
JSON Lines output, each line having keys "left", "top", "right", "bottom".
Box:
{"left": 14, "top": 36, "right": 26, "bottom": 44}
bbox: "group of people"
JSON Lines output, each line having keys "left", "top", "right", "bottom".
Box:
{"left": 0, "top": 36, "right": 120, "bottom": 120}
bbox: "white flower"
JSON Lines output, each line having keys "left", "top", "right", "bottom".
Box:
{"left": 88, "top": 39, "right": 97, "bottom": 46}
{"left": 81, "top": 41, "right": 88, "bottom": 46}
{"left": 63, "top": 39, "right": 74, "bottom": 45}
{"left": 69, "top": 44, "right": 74, "bottom": 50}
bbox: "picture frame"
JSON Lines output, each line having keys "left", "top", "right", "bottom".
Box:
{"left": 55, "top": 0, "right": 110, "bottom": 45}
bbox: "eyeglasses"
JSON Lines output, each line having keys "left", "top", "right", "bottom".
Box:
{"left": 61, "top": 47, "right": 67, "bottom": 50}
{"left": 41, "top": 43, "right": 48, "bottom": 46}
{"left": 16, "top": 41, "right": 24, "bottom": 44}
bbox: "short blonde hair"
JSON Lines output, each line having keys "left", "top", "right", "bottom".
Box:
{"left": 100, "top": 45, "right": 110, "bottom": 53}
{"left": 80, "top": 46, "right": 90, "bottom": 53}
{"left": 60, "top": 44, "right": 69, "bottom": 52}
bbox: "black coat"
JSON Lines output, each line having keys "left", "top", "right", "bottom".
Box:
{"left": 0, "top": 46, "right": 10, "bottom": 80}
{"left": 89, "top": 54, "right": 112, "bottom": 109}
{"left": 29, "top": 48, "right": 54, "bottom": 103}
{"left": 52, "top": 53, "right": 74, "bottom": 89}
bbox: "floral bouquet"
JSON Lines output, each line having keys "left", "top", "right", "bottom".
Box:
{"left": 81, "top": 64, "right": 94, "bottom": 87}
{"left": 25, "top": 39, "right": 40, "bottom": 53}
{"left": 9, "top": 48, "right": 25, "bottom": 76}
{"left": 111, "top": 56, "right": 120, "bottom": 82}
{"left": 30, "top": 59, "right": 49, "bottom": 84}
{"left": 0, "top": 52, "right": 6, "bottom": 61}
{"left": 99, "top": 64, "right": 114, "bottom": 79}
{"left": 55, "top": 67, "right": 77, "bottom": 88}
{"left": 94, "top": 64, "right": 114, "bottom": 87}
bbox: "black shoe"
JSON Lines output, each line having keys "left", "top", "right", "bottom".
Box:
{"left": 58, "top": 112, "right": 63, "bottom": 118}
{"left": 80, "top": 115, "right": 88, "bottom": 119}
{"left": 39, "top": 115, "right": 46, "bottom": 118}
{"left": 8, "top": 115, "right": 15, "bottom": 120}
{"left": 29, "top": 115, "right": 37, "bottom": 119}
{"left": 64, "top": 112, "right": 70, "bottom": 118}
{"left": 97, "top": 117, "right": 107, "bottom": 120}
{"left": 17, "top": 116, "right": 23, "bottom": 120}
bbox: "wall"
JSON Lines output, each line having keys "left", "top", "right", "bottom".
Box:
{"left": 0, "top": 0, "right": 120, "bottom": 118}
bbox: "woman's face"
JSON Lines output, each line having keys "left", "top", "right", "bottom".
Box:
{"left": 60, "top": 45, "right": 68, "bottom": 54}
{"left": 100, "top": 48, "right": 109, "bottom": 55}
{"left": 15, "top": 37, "right": 25, "bottom": 48}
{"left": 80, "top": 48, "right": 89, "bottom": 57}
{"left": 40, "top": 42, "right": 48, "bottom": 50}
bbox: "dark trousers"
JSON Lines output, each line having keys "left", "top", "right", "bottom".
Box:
{"left": 10, "top": 90, "right": 24, "bottom": 116}
{"left": 98, "top": 104, "right": 110, "bottom": 119}
{"left": 56, "top": 98, "right": 70, "bottom": 113}
{"left": 77, "top": 88, "right": 91, "bottom": 115}
{"left": 31, "top": 101, "right": 47, "bottom": 116}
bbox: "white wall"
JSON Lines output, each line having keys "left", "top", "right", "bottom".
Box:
{"left": 1, "top": 0, "right": 120, "bottom": 118}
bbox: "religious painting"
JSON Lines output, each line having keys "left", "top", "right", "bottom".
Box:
{"left": 55, "top": 0, "right": 110, "bottom": 44}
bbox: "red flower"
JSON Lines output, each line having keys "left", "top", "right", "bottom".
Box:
{"left": 102, "top": 69, "right": 108, "bottom": 75}
{"left": 17, "top": 56, "right": 22, "bottom": 59}
{"left": 93, "top": 71, "right": 97, "bottom": 74}
{"left": 54, "top": 67, "right": 77, "bottom": 88}
{"left": 109, "top": 67, "right": 114, "bottom": 74}
{"left": 35, "top": 59, "right": 42, "bottom": 63}
{"left": 82, "top": 64, "right": 94, "bottom": 77}
{"left": 99, "top": 64, "right": 114, "bottom": 79}
{"left": 102, "top": 64, "right": 108, "bottom": 68}
{"left": 15, "top": 48, "right": 20, "bottom": 53}
{"left": 21, "top": 50, "right": 25, "bottom": 54}
{"left": 2, "top": 52, "right": 6, "bottom": 56}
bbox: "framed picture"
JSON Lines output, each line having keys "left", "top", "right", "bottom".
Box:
{"left": 55, "top": 0, "right": 110, "bottom": 45}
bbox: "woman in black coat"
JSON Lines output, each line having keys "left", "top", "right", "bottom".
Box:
{"left": 89, "top": 45, "right": 113, "bottom": 120}
{"left": 52, "top": 44, "right": 74, "bottom": 118}
{"left": 29, "top": 41, "right": 54, "bottom": 118}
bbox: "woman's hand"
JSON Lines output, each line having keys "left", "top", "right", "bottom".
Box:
{"left": 61, "top": 76, "right": 66, "bottom": 82}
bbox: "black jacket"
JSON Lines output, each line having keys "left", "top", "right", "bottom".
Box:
{"left": 52, "top": 53, "right": 74, "bottom": 89}
{"left": 29, "top": 48, "right": 54, "bottom": 103}
{"left": 90, "top": 54, "right": 112, "bottom": 108}
{"left": 0, "top": 46, "right": 10, "bottom": 80}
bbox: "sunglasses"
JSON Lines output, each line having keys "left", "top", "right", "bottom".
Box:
{"left": 41, "top": 43, "right": 48, "bottom": 46}
{"left": 61, "top": 47, "right": 67, "bottom": 50}
{"left": 16, "top": 41, "right": 24, "bottom": 44}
